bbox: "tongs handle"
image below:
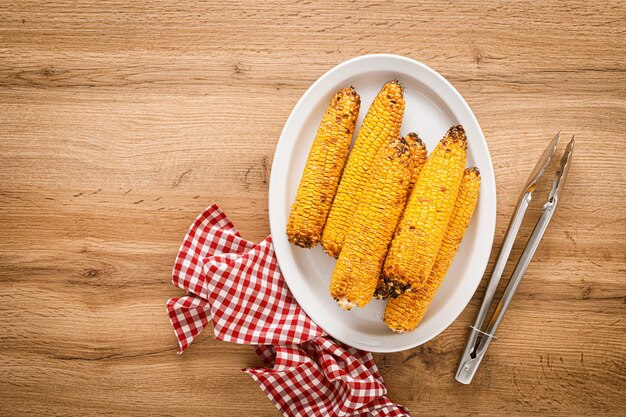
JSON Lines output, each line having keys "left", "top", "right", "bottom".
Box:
{"left": 455, "top": 194, "right": 531, "bottom": 384}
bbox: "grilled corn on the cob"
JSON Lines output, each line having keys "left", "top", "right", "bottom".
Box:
{"left": 287, "top": 87, "right": 361, "bottom": 248}
{"left": 373, "top": 132, "right": 427, "bottom": 300}
{"left": 384, "top": 168, "right": 480, "bottom": 332}
{"left": 380, "top": 125, "right": 468, "bottom": 296}
{"left": 330, "top": 135, "right": 417, "bottom": 310}
{"left": 321, "top": 81, "right": 405, "bottom": 258}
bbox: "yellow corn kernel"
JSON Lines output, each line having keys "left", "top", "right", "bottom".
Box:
{"left": 321, "top": 81, "right": 405, "bottom": 258}
{"left": 287, "top": 87, "right": 360, "bottom": 248}
{"left": 384, "top": 168, "right": 481, "bottom": 332}
{"left": 381, "top": 125, "right": 468, "bottom": 296}
{"left": 330, "top": 136, "right": 416, "bottom": 310}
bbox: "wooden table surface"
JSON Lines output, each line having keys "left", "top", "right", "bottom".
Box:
{"left": 1, "top": 1, "right": 625, "bottom": 416}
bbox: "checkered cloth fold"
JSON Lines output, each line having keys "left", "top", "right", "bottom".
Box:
{"left": 167, "top": 204, "right": 410, "bottom": 417}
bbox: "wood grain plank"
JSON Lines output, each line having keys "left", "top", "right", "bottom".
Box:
{"left": 1, "top": 0, "right": 625, "bottom": 415}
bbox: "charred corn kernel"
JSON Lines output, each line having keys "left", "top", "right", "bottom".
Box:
{"left": 321, "top": 81, "right": 405, "bottom": 258}
{"left": 330, "top": 136, "right": 415, "bottom": 310}
{"left": 374, "top": 133, "right": 427, "bottom": 300}
{"left": 286, "top": 87, "right": 361, "bottom": 248}
{"left": 381, "top": 125, "right": 468, "bottom": 296}
{"left": 384, "top": 168, "right": 480, "bottom": 332}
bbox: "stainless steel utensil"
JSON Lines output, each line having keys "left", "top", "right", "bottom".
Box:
{"left": 455, "top": 132, "right": 575, "bottom": 384}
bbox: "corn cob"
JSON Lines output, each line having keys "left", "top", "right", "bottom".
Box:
{"left": 321, "top": 81, "right": 405, "bottom": 258}
{"left": 384, "top": 168, "right": 481, "bottom": 332}
{"left": 370, "top": 134, "right": 427, "bottom": 300}
{"left": 380, "top": 125, "right": 468, "bottom": 296}
{"left": 330, "top": 135, "right": 416, "bottom": 310}
{"left": 286, "top": 87, "right": 361, "bottom": 248}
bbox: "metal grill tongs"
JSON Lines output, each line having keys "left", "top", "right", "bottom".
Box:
{"left": 455, "top": 132, "right": 575, "bottom": 384}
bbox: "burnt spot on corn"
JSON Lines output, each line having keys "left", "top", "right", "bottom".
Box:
{"left": 374, "top": 275, "right": 395, "bottom": 299}
{"left": 375, "top": 274, "right": 413, "bottom": 299}
{"left": 448, "top": 124, "right": 465, "bottom": 138}
{"left": 445, "top": 125, "right": 468, "bottom": 150}
{"left": 407, "top": 132, "right": 422, "bottom": 142}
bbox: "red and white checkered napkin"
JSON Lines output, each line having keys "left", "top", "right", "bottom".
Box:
{"left": 166, "top": 204, "right": 410, "bottom": 417}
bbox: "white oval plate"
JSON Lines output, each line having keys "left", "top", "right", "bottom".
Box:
{"left": 268, "top": 54, "right": 496, "bottom": 352}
